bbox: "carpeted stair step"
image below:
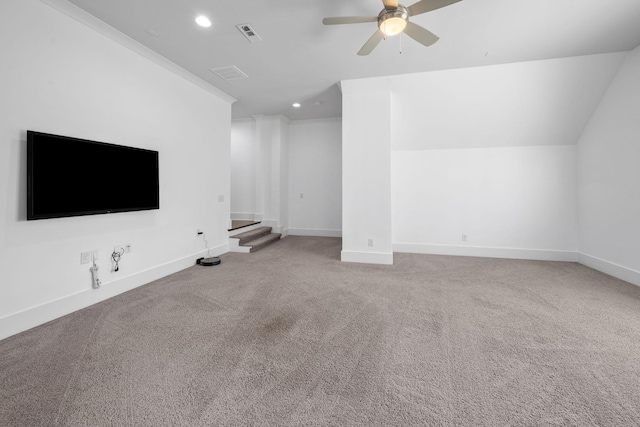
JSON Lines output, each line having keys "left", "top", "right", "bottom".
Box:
{"left": 232, "top": 226, "right": 272, "bottom": 245}
{"left": 244, "top": 233, "right": 282, "bottom": 252}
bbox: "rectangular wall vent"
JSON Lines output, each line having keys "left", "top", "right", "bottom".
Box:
{"left": 236, "top": 24, "right": 262, "bottom": 43}
{"left": 210, "top": 65, "right": 249, "bottom": 81}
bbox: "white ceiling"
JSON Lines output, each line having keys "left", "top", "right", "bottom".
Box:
{"left": 64, "top": 0, "right": 640, "bottom": 121}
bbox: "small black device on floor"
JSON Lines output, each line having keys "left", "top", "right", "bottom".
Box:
{"left": 198, "top": 257, "right": 221, "bottom": 266}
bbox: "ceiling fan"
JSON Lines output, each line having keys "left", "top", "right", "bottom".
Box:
{"left": 323, "top": 0, "right": 462, "bottom": 55}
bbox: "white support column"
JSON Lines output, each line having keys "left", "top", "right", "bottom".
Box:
{"left": 340, "top": 79, "right": 393, "bottom": 265}
{"left": 251, "top": 115, "right": 289, "bottom": 233}
{"left": 252, "top": 115, "right": 265, "bottom": 222}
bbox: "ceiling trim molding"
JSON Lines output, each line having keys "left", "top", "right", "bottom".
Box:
{"left": 40, "top": 0, "right": 237, "bottom": 105}
{"left": 252, "top": 114, "right": 290, "bottom": 123}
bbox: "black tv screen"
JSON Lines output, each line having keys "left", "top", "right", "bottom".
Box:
{"left": 27, "top": 131, "right": 159, "bottom": 220}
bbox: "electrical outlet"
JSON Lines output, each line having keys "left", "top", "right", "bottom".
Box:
{"left": 91, "top": 250, "right": 99, "bottom": 261}
{"left": 368, "top": 239, "right": 374, "bottom": 247}
{"left": 218, "top": 195, "right": 224, "bottom": 202}
{"left": 462, "top": 234, "right": 468, "bottom": 242}
{"left": 81, "top": 251, "right": 91, "bottom": 264}
{"left": 300, "top": 193, "right": 304, "bottom": 199}
{"left": 125, "top": 244, "right": 131, "bottom": 253}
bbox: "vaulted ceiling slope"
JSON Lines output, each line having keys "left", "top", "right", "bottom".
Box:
{"left": 61, "top": 0, "right": 640, "bottom": 120}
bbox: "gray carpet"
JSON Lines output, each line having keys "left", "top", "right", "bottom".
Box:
{"left": 2, "top": 236, "right": 640, "bottom": 426}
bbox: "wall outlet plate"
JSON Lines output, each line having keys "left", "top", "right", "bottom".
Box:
{"left": 81, "top": 251, "right": 91, "bottom": 264}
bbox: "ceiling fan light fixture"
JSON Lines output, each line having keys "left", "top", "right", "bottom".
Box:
{"left": 378, "top": 6, "right": 408, "bottom": 36}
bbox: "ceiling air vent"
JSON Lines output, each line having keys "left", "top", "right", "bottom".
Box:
{"left": 236, "top": 24, "right": 262, "bottom": 43}
{"left": 210, "top": 65, "right": 248, "bottom": 81}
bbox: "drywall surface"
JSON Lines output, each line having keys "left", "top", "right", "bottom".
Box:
{"left": 341, "top": 80, "right": 393, "bottom": 264}
{"left": 279, "top": 118, "right": 290, "bottom": 235}
{"left": 230, "top": 119, "right": 256, "bottom": 218}
{"left": 0, "top": 0, "right": 232, "bottom": 339}
{"left": 254, "top": 115, "right": 288, "bottom": 229}
{"left": 392, "top": 52, "right": 625, "bottom": 151}
{"left": 577, "top": 45, "right": 640, "bottom": 285}
{"left": 230, "top": 116, "right": 290, "bottom": 232}
{"left": 392, "top": 145, "right": 578, "bottom": 259}
{"left": 288, "top": 119, "right": 342, "bottom": 237}
{"left": 339, "top": 53, "right": 624, "bottom": 264}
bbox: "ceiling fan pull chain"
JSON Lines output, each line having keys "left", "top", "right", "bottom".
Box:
{"left": 399, "top": 32, "right": 402, "bottom": 54}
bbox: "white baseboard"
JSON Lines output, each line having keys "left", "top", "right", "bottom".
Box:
{"left": 393, "top": 243, "right": 578, "bottom": 262}
{"left": 230, "top": 212, "right": 258, "bottom": 221}
{"left": 260, "top": 219, "right": 279, "bottom": 231}
{"left": 0, "top": 243, "right": 228, "bottom": 341}
{"left": 578, "top": 252, "right": 640, "bottom": 288}
{"left": 228, "top": 236, "right": 251, "bottom": 253}
{"left": 392, "top": 244, "right": 640, "bottom": 287}
{"left": 341, "top": 250, "right": 393, "bottom": 265}
{"left": 288, "top": 228, "right": 342, "bottom": 238}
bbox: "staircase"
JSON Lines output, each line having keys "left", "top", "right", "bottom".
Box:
{"left": 229, "top": 226, "right": 281, "bottom": 253}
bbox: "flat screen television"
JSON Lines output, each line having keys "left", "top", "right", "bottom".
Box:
{"left": 27, "top": 130, "right": 159, "bottom": 220}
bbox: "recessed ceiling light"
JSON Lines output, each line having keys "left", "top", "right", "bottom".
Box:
{"left": 195, "top": 16, "right": 211, "bottom": 28}
{"left": 292, "top": 103, "right": 301, "bottom": 108}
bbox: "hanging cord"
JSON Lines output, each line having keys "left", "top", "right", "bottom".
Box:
{"left": 111, "top": 247, "right": 125, "bottom": 272}
{"left": 199, "top": 231, "right": 211, "bottom": 257}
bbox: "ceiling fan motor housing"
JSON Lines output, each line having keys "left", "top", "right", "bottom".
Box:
{"left": 378, "top": 4, "right": 409, "bottom": 36}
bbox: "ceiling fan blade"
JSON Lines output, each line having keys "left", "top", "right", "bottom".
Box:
{"left": 323, "top": 16, "right": 377, "bottom": 25}
{"left": 407, "top": 0, "right": 463, "bottom": 16}
{"left": 357, "top": 30, "right": 384, "bottom": 56}
{"left": 382, "top": 0, "right": 399, "bottom": 8}
{"left": 403, "top": 22, "right": 439, "bottom": 47}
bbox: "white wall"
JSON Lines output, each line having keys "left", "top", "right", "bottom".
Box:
{"left": 0, "top": 0, "right": 233, "bottom": 339}
{"left": 393, "top": 53, "right": 626, "bottom": 260}
{"left": 340, "top": 53, "right": 624, "bottom": 264}
{"left": 577, "top": 45, "right": 640, "bottom": 286}
{"left": 288, "top": 118, "right": 342, "bottom": 237}
{"left": 392, "top": 54, "right": 625, "bottom": 151}
{"left": 392, "top": 146, "right": 578, "bottom": 260}
{"left": 279, "top": 119, "right": 290, "bottom": 235}
{"left": 249, "top": 115, "right": 289, "bottom": 231}
{"left": 230, "top": 119, "right": 256, "bottom": 218}
{"left": 341, "top": 80, "right": 394, "bottom": 264}
{"left": 230, "top": 117, "right": 341, "bottom": 237}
